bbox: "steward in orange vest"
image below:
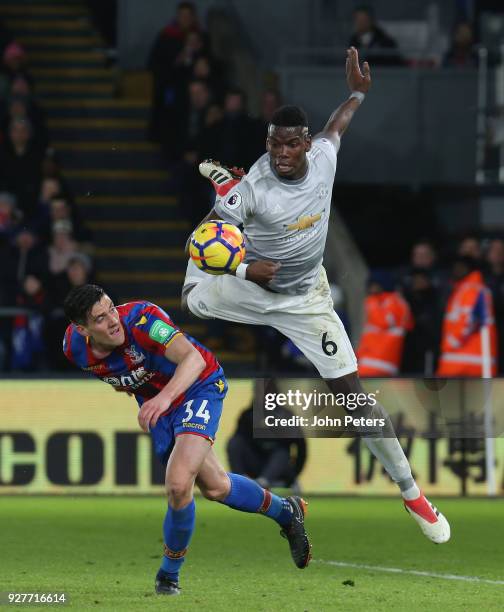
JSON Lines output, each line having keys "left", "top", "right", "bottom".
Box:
{"left": 437, "top": 258, "right": 497, "bottom": 377}
{"left": 357, "top": 275, "right": 414, "bottom": 377}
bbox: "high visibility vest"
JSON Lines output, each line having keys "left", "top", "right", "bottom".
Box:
{"left": 357, "top": 292, "right": 414, "bottom": 377}
{"left": 437, "top": 270, "right": 497, "bottom": 377}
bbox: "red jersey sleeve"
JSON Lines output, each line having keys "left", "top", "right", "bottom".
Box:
{"left": 130, "top": 302, "right": 182, "bottom": 355}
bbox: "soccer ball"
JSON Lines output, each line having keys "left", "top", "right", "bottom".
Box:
{"left": 189, "top": 220, "right": 245, "bottom": 275}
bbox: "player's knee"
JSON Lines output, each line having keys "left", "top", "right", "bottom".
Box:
{"left": 166, "top": 480, "right": 193, "bottom": 506}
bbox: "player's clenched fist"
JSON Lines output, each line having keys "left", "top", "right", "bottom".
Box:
{"left": 138, "top": 395, "right": 171, "bottom": 432}
{"left": 245, "top": 260, "right": 281, "bottom": 284}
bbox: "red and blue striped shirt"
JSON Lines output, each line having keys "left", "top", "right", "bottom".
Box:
{"left": 63, "top": 301, "right": 223, "bottom": 410}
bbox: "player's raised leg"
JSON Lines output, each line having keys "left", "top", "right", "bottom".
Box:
{"left": 196, "top": 448, "right": 312, "bottom": 568}
{"left": 324, "top": 373, "right": 450, "bottom": 544}
{"left": 156, "top": 433, "right": 212, "bottom": 596}
{"left": 272, "top": 301, "right": 450, "bottom": 544}
{"left": 184, "top": 271, "right": 450, "bottom": 544}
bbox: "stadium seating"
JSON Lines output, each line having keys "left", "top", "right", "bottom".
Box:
{"left": 1, "top": 0, "right": 255, "bottom": 371}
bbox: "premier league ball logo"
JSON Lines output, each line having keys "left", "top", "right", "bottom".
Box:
{"left": 226, "top": 192, "right": 242, "bottom": 209}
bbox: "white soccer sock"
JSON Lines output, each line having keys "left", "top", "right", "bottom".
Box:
{"left": 363, "top": 436, "right": 419, "bottom": 498}
{"left": 401, "top": 483, "right": 421, "bottom": 501}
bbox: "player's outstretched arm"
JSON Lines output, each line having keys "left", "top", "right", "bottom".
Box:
{"left": 316, "top": 46, "right": 371, "bottom": 144}
{"left": 138, "top": 335, "right": 205, "bottom": 432}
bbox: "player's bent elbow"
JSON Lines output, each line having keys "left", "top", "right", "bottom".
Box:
{"left": 192, "top": 350, "right": 206, "bottom": 374}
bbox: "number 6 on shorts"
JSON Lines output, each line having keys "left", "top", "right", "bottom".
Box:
{"left": 321, "top": 332, "right": 338, "bottom": 356}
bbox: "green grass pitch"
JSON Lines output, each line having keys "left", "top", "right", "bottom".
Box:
{"left": 1, "top": 497, "right": 503, "bottom": 611}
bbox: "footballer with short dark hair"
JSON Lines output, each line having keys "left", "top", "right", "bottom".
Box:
{"left": 63, "top": 285, "right": 311, "bottom": 596}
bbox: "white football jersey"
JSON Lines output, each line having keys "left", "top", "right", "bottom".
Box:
{"left": 214, "top": 136, "right": 340, "bottom": 294}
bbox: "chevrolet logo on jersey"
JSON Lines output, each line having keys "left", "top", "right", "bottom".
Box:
{"left": 285, "top": 213, "right": 322, "bottom": 232}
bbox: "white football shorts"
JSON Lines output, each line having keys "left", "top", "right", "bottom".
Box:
{"left": 183, "top": 260, "right": 357, "bottom": 378}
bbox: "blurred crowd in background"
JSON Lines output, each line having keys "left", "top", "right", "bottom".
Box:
{"left": 147, "top": 1, "right": 284, "bottom": 229}
{"left": 145, "top": 3, "right": 487, "bottom": 229}
{"left": 0, "top": 18, "right": 99, "bottom": 371}
{"left": 0, "top": 1, "right": 503, "bottom": 378}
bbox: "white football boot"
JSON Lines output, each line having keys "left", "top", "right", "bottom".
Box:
{"left": 404, "top": 493, "right": 451, "bottom": 544}
{"left": 199, "top": 159, "right": 245, "bottom": 197}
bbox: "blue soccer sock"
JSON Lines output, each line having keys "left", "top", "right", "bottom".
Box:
{"left": 159, "top": 499, "right": 196, "bottom": 582}
{"left": 221, "top": 473, "right": 293, "bottom": 527}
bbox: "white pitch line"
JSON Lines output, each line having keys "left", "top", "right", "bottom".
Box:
{"left": 316, "top": 560, "right": 504, "bottom": 586}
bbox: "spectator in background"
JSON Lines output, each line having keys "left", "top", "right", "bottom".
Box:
{"left": 10, "top": 229, "right": 48, "bottom": 292}
{"left": 485, "top": 239, "right": 504, "bottom": 373}
{"left": 173, "top": 80, "right": 217, "bottom": 227}
{"left": 174, "top": 30, "right": 208, "bottom": 83}
{"left": 9, "top": 73, "right": 33, "bottom": 97}
{"left": 443, "top": 22, "right": 478, "bottom": 68}
{"left": 11, "top": 273, "right": 49, "bottom": 371}
{"left": 42, "top": 194, "right": 92, "bottom": 245}
{"left": 411, "top": 240, "right": 437, "bottom": 269}
{"left": 2, "top": 41, "right": 29, "bottom": 81}
{"left": 348, "top": 5, "right": 403, "bottom": 66}
{"left": 0, "top": 192, "right": 21, "bottom": 305}
{"left": 203, "top": 88, "right": 262, "bottom": 170}
{"left": 66, "top": 252, "right": 94, "bottom": 291}
{"left": 0, "top": 188, "right": 16, "bottom": 364}
{"left": 47, "top": 221, "right": 79, "bottom": 276}
{"left": 165, "top": 78, "right": 212, "bottom": 160}
{"left": 227, "top": 402, "right": 307, "bottom": 491}
{"left": 164, "top": 30, "right": 211, "bottom": 139}
{"left": 0, "top": 191, "right": 21, "bottom": 242}
{"left": 30, "top": 177, "right": 65, "bottom": 237}
{"left": 147, "top": 1, "right": 202, "bottom": 146}
{"left": 437, "top": 257, "right": 497, "bottom": 377}
{"left": 0, "top": 117, "right": 45, "bottom": 224}
{"left": 47, "top": 252, "right": 95, "bottom": 369}
{"left": 1, "top": 94, "right": 49, "bottom": 150}
{"left": 458, "top": 234, "right": 482, "bottom": 262}
{"left": 192, "top": 53, "right": 227, "bottom": 103}
{"left": 39, "top": 178, "right": 62, "bottom": 205}
{"left": 399, "top": 240, "right": 444, "bottom": 291}
{"left": 357, "top": 270, "right": 414, "bottom": 376}
{"left": 402, "top": 269, "right": 442, "bottom": 375}
{"left": 50, "top": 251, "right": 94, "bottom": 307}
